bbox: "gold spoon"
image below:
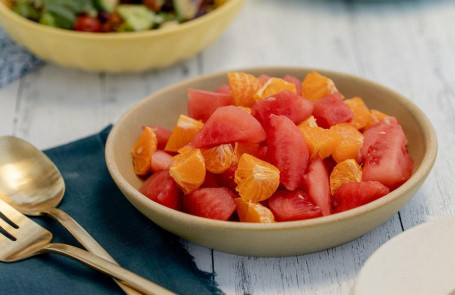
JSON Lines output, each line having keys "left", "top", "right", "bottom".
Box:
{"left": 0, "top": 135, "right": 173, "bottom": 295}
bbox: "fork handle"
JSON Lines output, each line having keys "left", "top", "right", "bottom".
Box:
{"left": 40, "top": 243, "right": 175, "bottom": 295}
{"left": 44, "top": 208, "right": 143, "bottom": 295}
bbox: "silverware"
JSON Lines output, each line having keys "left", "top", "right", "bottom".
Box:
{"left": 0, "top": 200, "right": 174, "bottom": 295}
{"left": 0, "top": 135, "right": 173, "bottom": 295}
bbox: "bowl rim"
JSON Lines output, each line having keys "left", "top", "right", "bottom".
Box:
{"left": 105, "top": 66, "right": 438, "bottom": 231}
{"left": 0, "top": 0, "right": 244, "bottom": 40}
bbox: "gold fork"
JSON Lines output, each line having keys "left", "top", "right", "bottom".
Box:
{"left": 0, "top": 200, "right": 175, "bottom": 295}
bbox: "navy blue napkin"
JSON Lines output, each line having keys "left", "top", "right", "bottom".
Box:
{"left": 0, "top": 26, "right": 43, "bottom": 88}
{"left": 0, "top": 126, "right": 222, "bottom": 295}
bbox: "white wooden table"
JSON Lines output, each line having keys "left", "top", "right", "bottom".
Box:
{"left": 1, "top": 0, "right": 454, "bottom": 294}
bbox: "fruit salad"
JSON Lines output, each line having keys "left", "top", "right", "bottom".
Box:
{"left": 10, "top": 0, "right": 224, "bottom": 32}
{"left": 132, "top": 71, "right": 414, "bottom": 222}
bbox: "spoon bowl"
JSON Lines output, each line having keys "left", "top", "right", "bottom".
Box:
{"left": 0, "top": 136, "right": 64, "bottom": 216}
{"left": 0, "top": 135, "right": 161, "bottom": 294}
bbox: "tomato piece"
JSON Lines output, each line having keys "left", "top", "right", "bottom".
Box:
{"left": 187, "top": 88, "right": 233, "bottom": 122}
{"left": 74, "top": 15, "right": 102, "bottom": 32}
{"left": 191, "top": 106, "right": 266, "bottom": 148}
{"left": 139, "top": 170, "right": 183, "bottom": 210}
{"left": 333, "top": 181, "right": 390, "bottom": 213}
{"left": 251, "top": 90, "right": 314, "bottom": 126}
{"left": 266, "top": 115, "right": 309, "bottom": 190}
{"left": 183, "top": 187, "right": 237, "bottom": 221}
{"left": 361, "top": 117, "right": 414, "bottom": 189}
{"left": 313, "top": 92, "right": 354, "bottom": 128}
{"left": 303, "top": 157, "right": 332, "bottom": 216}
{"left": 268, "top": 190, "right": 322, "bottom": 221}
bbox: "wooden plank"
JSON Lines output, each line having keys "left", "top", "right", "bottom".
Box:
{"left": 12, "top": 64, "right": 104, "bottom": 149}
{"left": 99, "top": 59, "right": 201, "bottom": 124}
{"left": 214, "top": 217, "right": 402, "bottom": 295}
{"left": 0, "top": 79, "right": 20, "bottom": 135}
{"left": 200, "top": 0, "right": 361, "bottom": 75}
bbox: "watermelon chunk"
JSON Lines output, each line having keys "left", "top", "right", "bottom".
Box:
{"left": 187, "top": 88, "right": 233, "bottom": 122}
{"left": 251, "top": 90, "right": 314, "bottom": 126}
{"left": 313, "top": 92, "right": 354, "bottom": 128}
{"left": 191, "top": 106, "right": 266, "bottom": 148}
{"left": 268, "top": 189, "right": 322, "bottom": 221}
{"left": 139, "top": 170, "right": 183, "bottom": 210}
{"left": 303, "top": 157, "right": 332, "bottom": 216}
{"left": 266, "top": 115, "right": 309, "bottom": 190}
{"left": 333, "top": 181, "right": 390, "bottom": 213}
{"left": 361, "top": 117, "right": 414, "bottom": 189}
{"left": 183, "top": 187, "right": 237, "bottom": 221}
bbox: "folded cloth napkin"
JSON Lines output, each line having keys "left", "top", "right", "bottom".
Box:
{"left": 0, "top": 26, "right": 43, "bottom": 88}
{"left": 0, "top": 126, "right": 222, "bottom": 295}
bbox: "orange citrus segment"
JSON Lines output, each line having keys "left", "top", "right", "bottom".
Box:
{"left": 164, "top": 115, "right": 203, "bottom": 152}
{"left": 234, "top": 153, "right": 280, "bottom": 202}
{"left": 300, "top": 115, "right": 318, "bottom": 128}
{"left": 235, "top": 198, "right": 275, "bottom": 223}
{"left": 177, "top": 145, "right": 194, "bottom": 154}
{"left": 253, "top": 77, "right": 297, "bottom": 101}
{"left": 301, "top": 71, "right": 339, "bottom": 102}
{"left": 132, "top": 126, "right": 158, "bottom": 175}
{"left": 227, "top": 72, "right": 262, "bottom": 107}
{"left": 330, "top": 123, "right": 364, "bottom": 163}
{"left": 169, "top": 148, "right": 206, "bottom": 194}
{"left": 329, "top": 159, "right": 362, "bottom": 195}
{"left": 344, "top": 97, "right": 372, "bottom": 130}
{"left": 298, "top": 118, "right": 342, "bottom": 159}
{"left": 364, "top": 109, "right": 389, "bottom": 130}
{"left": 233, "top": 142, "right": 262, "bottom": 163}
{"left": 201, "top": 144, "right": 234, "bottom": 174}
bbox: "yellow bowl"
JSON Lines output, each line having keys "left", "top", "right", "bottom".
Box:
{"left": 0, "top": 0, "right": 244, "bottom": 72}
{"left": 105, "top": 67, "right": 437, "bottom": 257}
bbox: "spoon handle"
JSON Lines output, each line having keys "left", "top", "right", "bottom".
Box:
{"left": 44, "top": 207, "right": 145, "bottom": 295}
{"left": 41, "top": 243, "right": 175, "bottom": 295}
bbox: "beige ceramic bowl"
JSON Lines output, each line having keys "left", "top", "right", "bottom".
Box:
{"left": 105, "top": 67, "right": 437, "bottom": 257}
{"left": 0, "top": 0, "right": 244, "bottom": 72}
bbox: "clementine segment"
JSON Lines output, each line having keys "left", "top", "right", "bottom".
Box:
{"left": 344, "top": 97, "right": 372, "bottom": 130}
{"left": 298, "top": 120, "right": 342, "bottom": 159}
{"left": 202, "top": 144, "right": 234, "bottom": 174}
{"left": 234, "top": 153, "right": 280, "bottom": 202}
{"left": 132, "top": 126, "right": 157, "bottom": 175}
{"left": 364, "top": 109, "right": 389, "bottom": 130}
{"left": 235, "top": 198, "right": 275, "bottom": 223}
{"left": 329, "top": 159, "right": 362, "bottom": 195}
{"left": 301, "top": 71, "right": 338, "bottom": 102}
{"left": 253, "top": 77, "right": 297, "bottom": 101}
{"left": 227, "top": 72, "right": 262, "bottom": 107}
{"left": 233, "top": 142, "right": 264, "bottom": 163}
{"left": 164, "top": 115, "right": 203, "bottom": 152}
{"left": 169, "top": 148, "right": 206, "bottom": 194}
{"left": 330, "top": 123, "right": 364, "bottom": 163}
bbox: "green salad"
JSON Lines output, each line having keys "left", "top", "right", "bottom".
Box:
{"left": 11, "top": 0, "right": 225, "bottom": 32}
